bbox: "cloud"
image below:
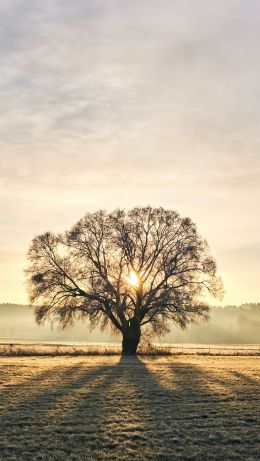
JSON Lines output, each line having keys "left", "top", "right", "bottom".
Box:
{"left": 0, "top": 0, "right": 260, "bottom": 303}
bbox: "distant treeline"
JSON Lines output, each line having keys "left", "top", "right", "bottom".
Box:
{"left": 0, "top": 303, "right": 32, "bottom": 308}
{"left": 1, "top": 302, "right": 260, "bottom": 310}
{"left": 0, "top": 302, "right": 259, "bottom": 344}
{"left": 223, "top": 303, "right": 260, "bottom": 310}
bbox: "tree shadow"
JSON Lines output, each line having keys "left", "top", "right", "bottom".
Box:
{"left": 0, "top": 356, "right": 259, "bottom": 460}
{"left": 0, "top": 359, "right": 120, "bottom": 460}
{"left": 130, "top": 356, "right": 260, "bottom": 460}
{"left": 0, "top": 363, "right": 81, "bottom": 411}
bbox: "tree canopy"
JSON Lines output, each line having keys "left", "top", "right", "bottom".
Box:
{"left": 26, "top": 207, "right": 223, "bottom": 354}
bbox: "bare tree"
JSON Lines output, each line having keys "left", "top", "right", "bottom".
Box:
{"left": 26, "top": 207, "right": 223, "bottom": 354}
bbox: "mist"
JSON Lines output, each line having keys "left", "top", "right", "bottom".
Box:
{"left": 1, "top": 303, "right": 259, "bottom": 345}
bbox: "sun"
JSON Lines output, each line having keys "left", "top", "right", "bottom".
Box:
{"left": 128, "top": 271, "right": 139, "bottom": 287}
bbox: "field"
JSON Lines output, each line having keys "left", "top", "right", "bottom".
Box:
{"left": 0, "top": 342, "right": 259, "bottom": 356}
{"left": 0, "top": 356, "right": 259, "bottom": 460}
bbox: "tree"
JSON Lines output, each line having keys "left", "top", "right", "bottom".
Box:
{"left": 26, "top": 207, "right": 223, "bottom": 354}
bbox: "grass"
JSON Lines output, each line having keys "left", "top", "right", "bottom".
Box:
{"left": 0, "top": 355, "right": 259, "bottom": 460}
{"left": 0, "top": 343, "right": 171, "bottom": 357}
{"left": 0, "top": 342, "right": 259, "bottom": 356}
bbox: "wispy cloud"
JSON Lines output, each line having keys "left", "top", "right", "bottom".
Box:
{"left": 0, "top": 0, "right": 260, "bottom": 303}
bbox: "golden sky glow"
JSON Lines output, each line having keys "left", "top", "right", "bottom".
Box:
{"left": 0, "top": 1, "right": 260, "bottom": 305}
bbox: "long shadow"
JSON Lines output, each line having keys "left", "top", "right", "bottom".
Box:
{"left": 231, "top": 369, "right": 260, "bottom": 387}
{"left": 59, "top": 355, "right": 157, "bottom": 460}
{"left": 0, "top": 360, "right": 119, "bottom": 460}
{"left": 0, "top": 356, "right": 259, "bottom": 460}
{"left": 130, "top": 356, "right": 260, "bottom": 460}
{"left": 49, "top": 356, "right": 259, "bottom": 460}
{"left": 0, "top": 362, "right": 113, "bottom": 417}
{"left": 0, "top": 363, "right": 79, "bottom": 411}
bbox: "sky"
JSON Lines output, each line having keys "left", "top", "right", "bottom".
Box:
{"left": 0, "top": 0, "right": 260, "bottom": 305}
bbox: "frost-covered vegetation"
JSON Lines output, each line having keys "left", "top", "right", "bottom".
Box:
{"left": 0, "top": 356, "right": 259, "bottom": 460}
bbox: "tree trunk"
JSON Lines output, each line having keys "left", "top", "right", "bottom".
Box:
{"left": 122, "top": 317, "right": 141, "bottom": 355}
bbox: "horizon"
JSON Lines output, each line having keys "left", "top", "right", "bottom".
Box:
{"left": 1, "top": 301, "right": 260, "bottom": 308}
{"left": 1, "top": 1, "right": 260, "bottom": 305}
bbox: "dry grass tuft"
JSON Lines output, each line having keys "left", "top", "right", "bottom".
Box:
{"left": 0, "top": 343, "right": 173, "bottom": 357}
{"left": 0, "top": 342, "right": 259, "bottom": 357}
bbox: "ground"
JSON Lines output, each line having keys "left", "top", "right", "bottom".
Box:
{"left": 0, "top": 356, "right": 259, "bottom": 461}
